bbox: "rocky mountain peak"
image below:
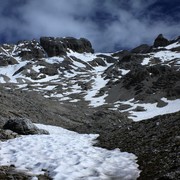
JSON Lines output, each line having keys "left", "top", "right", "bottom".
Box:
{"left": 153, "top": 33, "right": 170, "bottom": 47}
{"left": 0, "top": 36, "right": 94, "bottom": 62}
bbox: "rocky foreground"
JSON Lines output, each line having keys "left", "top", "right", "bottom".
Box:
{"left": 0, "top": 34, "right": 180, "bottom": 179}
{"left": 98, "top": 111, "right": 180, "bottom": 180}
{"left": 0, "top": 166, "right": 51, "bottom": 180}
{"left": 0, "top": 85, "right": 179, "bottom": 179}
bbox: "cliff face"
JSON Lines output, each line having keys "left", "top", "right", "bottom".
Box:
{"left": 40, "top": 37, "right": 94, "bottom": 56}
{"left": 0, "top": 34, "right": 179, "bottom": 179}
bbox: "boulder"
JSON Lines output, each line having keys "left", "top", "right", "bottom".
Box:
{"left": 40, "top": 37, "right": 94, "bottom": 57}
{"left": 89, "top": 58, "right": 106, "bottom": 67}
{"left": 0, "top": 129, "right": 19, "bottom": 141}
{"left": 133, "top": 106, "right": 146, "bottom": 112}
{"left": 0, "top": 59, "right": 8, "bottom": 66}
{"left": 3, "top": 118, "right": 49, "bottom": 135}
{"left": 39, "top": 66, "right": 59, "bottom": 76}
{"left": 0, "top": 55, "right": 18, "bottom": 66}
{"left": 78, "top": 81, "right": 92, "bottom": 90}
{"left": 153, "top": 34, "right": 169, "bottom": 48}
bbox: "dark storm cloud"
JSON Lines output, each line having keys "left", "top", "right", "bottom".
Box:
{"left": 0, "top": 0, "right": 179, "bottom": 52}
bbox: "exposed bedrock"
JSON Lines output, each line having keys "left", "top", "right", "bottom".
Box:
{"left": 40, "top": 37, "right": 94, "bottom": 57}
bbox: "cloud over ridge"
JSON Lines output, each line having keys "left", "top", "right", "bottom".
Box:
{"left": 0, "top": 0, "right": 179, "bottom": 52}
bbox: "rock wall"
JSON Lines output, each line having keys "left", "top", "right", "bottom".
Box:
{"left": 40, "top": 37, "right": 94, "bottom": 57}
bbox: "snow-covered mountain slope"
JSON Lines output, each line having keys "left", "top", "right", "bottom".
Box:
{"left": 0, "top": 123, "right": 140, "bottom": 180}
{"left": 0, "top": 35, "right": 179, "bottom": 121}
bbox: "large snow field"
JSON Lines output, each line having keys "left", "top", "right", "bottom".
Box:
{"left": 0, "top": 124, "right": 140, "bottom": 180}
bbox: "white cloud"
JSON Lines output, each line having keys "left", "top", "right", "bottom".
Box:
{"left": 0, "top": 0, "right": 179, "bottom": 52}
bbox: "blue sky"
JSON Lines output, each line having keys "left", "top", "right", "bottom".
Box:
{"left": 0, "top": 0, "right": 179, "bottom": 52}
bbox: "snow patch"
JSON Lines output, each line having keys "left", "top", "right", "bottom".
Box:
{"left": 165, "top": 42, "right": 180, "bottom": 49}
{"left": 118, "top": 98, "right": 180, "bottom": 121}
{"left": 154, "top": 51, "right": 180, "bottom": 62}
{"left": 0, "top": 61, "right": 29, "bottom": 83}
{"left": 84, "top": 73, "right": 108, "bottom": 107}
{"left": 44, "top": 57, "right": 64, "bottom": 64}
{"left": 141, "top": 57, "right": 150, "bottom": 65}
{"left": 0, "top": 124, "right": 140, "bottom": 180}
{"left": 67, "top": 50, "right": 97, "bottom": 62}
{"left": 121, "top": 69, "right": 130, "bottom": 75}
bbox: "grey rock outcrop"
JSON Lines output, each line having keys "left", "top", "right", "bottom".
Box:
{"left": 0, "top": 55, "right": 18, "bottom": 66}
{"left": 89, "top": 58, "right": 107, "bottom": 67}
{"left": 0, "top": 166, "right": 52, "bottom": 180}
{"left": 131, "top": 44, "right": 152, "bottom": 53}
{"left": 40, "top": 37, "right": 94, "bottom": 57}
{"left": 112, "top": 50, "right": 131, "bottom": 59}
{"left": 153, "top": 34, "right": 169, "bottom": 48}
{"left": 97, "top": 54, "right": 116, "bottom": 63}
{"left": 16, "top": 40, "right": 46, "bottom": 59}
{"left": 0, "top": 129, "right": 19, "bottom": 141}
{"left": 3, "top": 118, "right": 49, "bottom": 135}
